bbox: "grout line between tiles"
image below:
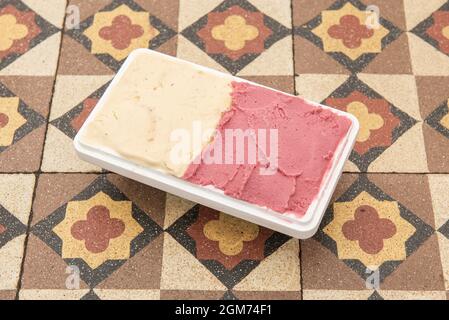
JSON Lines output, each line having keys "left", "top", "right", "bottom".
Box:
{"left": 290, "top": 0, "right": 297, "bottom": 96}
{"left": 15, "top": 4, "right": 70, "bottom": 300}
{"left": 289, "top": 0, "right": 303, "bottom": 300}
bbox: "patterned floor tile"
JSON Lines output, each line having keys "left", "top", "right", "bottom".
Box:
{"left": 301, "top": 173, "right": 444, "bottom": 297}
{"left": 0, "top": 0, "right": 64, "bottom": 172}
{"left": 378, "top": 290, "right": 446, "bottom": 300}
{"left": 242, "top": 75, "right": 294, "bottom": 94}
{"left": 0, "top": 75, "right": 46, "bottom": 172}
{"left": 164, "top": 205, "right": 296, "bottom": 294}
{"left": 424, "top": 114, "right": 449, "bottom": 173}
{"left": 293, "top": 0, "right": 403, "bottom": 74}
{"left": 160, "top": 289, "right": 226, "bottom": 300}
{"left": 160, "top": 232, "right": 227, "bottom": 294}
{"left": 411, "top": 1, "right": 449, "bottom": 57}
{"left": 232, "top": 238, "right": 301, "bottom": 295}
{"left": 51, "top": 81, "right": 110, "bottom": 140}
{"left": 304, "top": 289, "right": 446, "bottom": 300}
{"left": 404, "top": 0, "right": 447, "bottom": 31}
{"left": 179, "top": 0, "right": 292, "bottom": 75}
{"left": 21, "top": 173, "right": 164, "bottom": 295}
{"left": 0, "top": 0, "right": 60, "bottom": 72}
{"left": 65, "top": 0, "right": 177, "bottom": 72}
{"left": 303, "top": 289, "right": 374, "bottom": 300}
{"left": 41, "top": 74, "right": 113, "bottom": 172}
{"left": 0, "top": 0, "right": 447, "bottom": 300}
{"left": 233, "top": 290, "right": 301, "bottom": 300}
{"left": 409, "top": 33, "right": 449, "bottom": 77}
{"left": 19, "top": 289, "right": 90, "bottom": 300}
{"left": 416, "top": 76, "right": 449, "bottom": 172}
{"left": 322, "top": 76, "right": 418, "bottom": 172}
{"left": 429, "top": 175, "right": 449, "bottom": 290}
{"left": 0, "top": 174, "right": 35, "bottom": 298}
{"left": 93, "top": 289, "right": 160, "bottom": 300}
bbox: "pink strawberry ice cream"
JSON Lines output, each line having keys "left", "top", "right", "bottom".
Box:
{"left": 183, "top": 82, "right": 352, "bottom": 216}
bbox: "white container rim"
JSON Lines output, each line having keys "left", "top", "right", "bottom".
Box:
{"left": 74, "top": 48, "right": 360, "bottom": 239}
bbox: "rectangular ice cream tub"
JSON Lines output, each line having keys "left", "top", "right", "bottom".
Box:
{"left": 74, "top": 49, "right": 359, "bottom": 239}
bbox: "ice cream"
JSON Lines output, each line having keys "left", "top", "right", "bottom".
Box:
{"left": 79, "top": 50, "right": 352, "bottom": 218}
{"left": 79, "top": 51, "right": 232, "bottom": 177}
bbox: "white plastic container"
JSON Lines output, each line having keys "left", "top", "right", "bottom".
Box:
{"left": 74, "top": 49, "right": 359, "bottom": 239}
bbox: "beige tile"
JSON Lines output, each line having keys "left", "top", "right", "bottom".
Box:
{"left": 303, "top": 290, "right": 374, "bottom": 300}
{"left": 234, "top": 239, "right": 300, "bottom": 291}
{"left": 94, "top": 289, "right": 160, "bottom": 300}
{"left": 429, "top": 175, "right": 449, "bottom": 229}
{"left": 404, "top": 0, "right": 447, "bottom": 30}
{"left": 368, "top": 124, "right": 429, "bottom": 172}
{"left": 19, "top": 289, "right": 90, "bottom": 300}
{"left": 178, "top": 0, "right": 223, "bottom": 30}
{"left": 296, "top": 74, "right": 349, "bottom": 103}
{"left": 164, "top": 194, "right": 195, "bottom": 229}
{"left": 176, "top": 35, "right": 228, "bottom": 73}
{"left": 160, "top": 233, "right": 226, "bottom": 291}
{"left": 0, "top": 33, "right": 62, "bottom": 76}
{"left": 250, "top": 0, "right": 291, "bottom": 27}
{"left": 408, "top": 33, "right": 449, "bottom": 76}
{"left": 358, "top": 73, "right": 421, "bottom": 121}
{"left": 0, "top": 235, "right": 27, "bottom": 290}
{"left": 22, "top": 0, "right": 67, "bottom": 28}
{"left": 379, "top": 290, "right": 446, "bottom": 300}
{"left": 0, "top": 174, "right": 35, "bottom": 224}
{"left": 238, "top": 37, "right": 293, "bottom": 76}
{"left": 343, "top": 160, "right": 360, "bottom": 172}
{"left": 49, "top": 75, "right": 113, "bottom": 121}
{"left": 437, "top": 233, "right": 449, "bottom": 290}
{"left": 41, "top": 125, "right": 101, "bottom": 172}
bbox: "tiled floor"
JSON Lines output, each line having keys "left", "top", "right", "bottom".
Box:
{"left": 0, "top": 0, "right": 449, "bottom": 300}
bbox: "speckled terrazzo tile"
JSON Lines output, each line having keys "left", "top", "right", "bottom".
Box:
{"left": 0, "top": 0, "right": 64, "bottom": 172}
{"left": 178, "top": 0, "right": 292, "bottom": 76}
{"left": 64, "top": 0, "right": 178, "bottom": 72}
{"left": 93, "top": 289, "right": 160, "bottom": 300}
{"left": 378, "top": 290, "right": 446, "bottom": 300}
{"left": 411, "top": 1, "right": 449, "bottom": 59}
{"left": 0, "top": 79, "right": 46, "bottom": 172}
{"left": 293, "top": 0, "right": 403, "bottom": 74}
{"left": 241, "top": 76, "right": 294, "bottom": 94}
{"left": 301, "top": 173, "right": 443, "bottom": 297}
{"left": 322, "top": 76, "right": 420, "bottom": 172}
{"left": 233, "top": 291, "right": 301, "bottom": 300}
{"left": 233, "top": 239, "right": 300, "bottom": 293}
{"left": 0, "top": 290, "right": 16, "bottom": 300}
{"left": 19, "top": 289, "right": 91, "bottom": 300}
{"left": 7, "top": 0, "right": 448, "bottom": 301}
{"left": 42, "top": 73, "right": 113, "bottom": 172}
{"left": 163, "top": 205, "right": 299, "bottom": 298}
{"left": 0, "top": 0, "right": 61, "bottom": 73}
{"left": 0, "top": 174, "right": 35, "bottom": 296}
{"left": 160, "top": 290, "right": 226, "bottom": 300}
{"left": 429, "top": 175, "right": 449, "bottom": 291}
{"left": 416, "top": 76, "right": 449, "bottom": 172}
{"left": 165, "top": 206, "right": 288, "bottom": 289}
{"left": 21, "top": 173, "right": 163, "bottom": 296}
{"left": 302, "top": 290, "right": 374, "bottom": 300}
